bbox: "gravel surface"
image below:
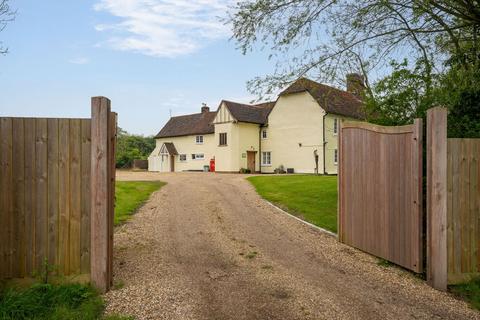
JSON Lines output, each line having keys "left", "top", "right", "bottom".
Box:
{"left": 104, "top": 171, "right": 480, "bottom": 320}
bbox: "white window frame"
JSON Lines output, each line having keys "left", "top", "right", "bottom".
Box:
{"left": 196, "top": 135, "right": 204, "bottom": 144}
{"left": 334, "top": 149, "right": 338, "bottom": 165}
{"left": 262, "top": 130, "right": 267, "bottom": 139}
{"left": 179, "top": 154, "right": 187, "bottom": 162}
{"left": 261, "top": 151, "right": 272, "bottom": 166}
{"left": 219, "top": 132, "right": 227, "bottom": 146}
{"left": 333, "top": 118, "right": 338, "bottom": 135}
{"left": 192, "top": 153, "right": 205, "bottom": 160}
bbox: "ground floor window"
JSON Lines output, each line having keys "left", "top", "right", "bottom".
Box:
{"left": 179, "top": 154, "right": 187, "bottom": 162}
{"left": 192, "top": 153, "right": 205, "bottom": 160}
{"left": 262, "top": 151, "right": 271, "bottom": 166}
{"left": 334, "top": 149, "right": 338, "bottom": 164}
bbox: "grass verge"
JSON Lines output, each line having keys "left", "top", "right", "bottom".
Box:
{"left": 115, "top": 181, "right": 166, "bottom": 225}
{"left": 0, "top": 282, "right": 132, "bottom": 320}
{"left": 247, "top": 175, "right": 338, "bottom": 233}
{"left": 450, "top": 277, "right": 480, "bottom": 311}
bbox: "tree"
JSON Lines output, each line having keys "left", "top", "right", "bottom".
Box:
{"left": 0, "top": 0, "right": 15, "bottom": 55}
{"left": 228, "top": 0, "right": 480, "bottom": 98}
{"left": 116, "top": 128, "right": 156, "bottom": 168}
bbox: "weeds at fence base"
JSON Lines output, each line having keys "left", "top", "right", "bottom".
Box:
{"left": 0, "top": 282, "right": 133, "bottom": 320}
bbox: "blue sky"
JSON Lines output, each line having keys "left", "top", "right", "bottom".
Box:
{"left": 0, "top": 0, "right": 275, "bottom": 135}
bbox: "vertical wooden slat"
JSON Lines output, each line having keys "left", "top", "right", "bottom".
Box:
{"left": 108, "top": 112, "right": 117, "bottom": 286}
{"left": 69, "top": 119, "right": 82, "bottom": 274}
{"left": 0, "top": 118, "right": 13, "bottom": 278}
{"left": 47, "top": 119, "right": 59, "bottom": 269}
{"left": 12, "top": 119, "right": 25, "bottom": 278}
{"left": 413, "top": 119, "right": 423, "bottom": 271}
{"left": 35, "top": 119, "right": 48, "bottom": 273}
{"left": 58, "top": 119, "right": 70, "bottom": 275}
{"left": 91, "top": 96, "right": 111, "bottom": 293}
{"left": 24, "top": 119, "right": 36, "bottom": 276}
{"left": 427, "top": 107, "right": 448, "bottom": 291}
{"left": 80, "top": 120, "right": 91, "bottom": 274}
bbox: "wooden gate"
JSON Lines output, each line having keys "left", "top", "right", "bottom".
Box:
{"left": 0, "top": 97, "right": 116, "bottom": 292}
{"left": 338, "top": 120, "right": 423, "bottom": 273}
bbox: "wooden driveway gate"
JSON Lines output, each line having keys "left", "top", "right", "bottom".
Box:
{"left": 0, "top": 97, "right": 116, "bottom": 292}
{"left": 338, "top": 120, "right": 423, "bottom": 273}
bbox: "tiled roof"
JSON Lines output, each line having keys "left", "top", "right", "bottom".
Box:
{"left": 280, "top": 78, "right": 365, "bottom": 119}
{"left": 163, "top": 142, "right": 178, "bottom": 155}
{"left": 222, "top": 100, "right": 275, "bottom": 124}
{"left": 154, "top": 111, "right": 217, "bottom": 138}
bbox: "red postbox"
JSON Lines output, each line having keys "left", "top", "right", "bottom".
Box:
{"left": 210, "top": 158, "right": 215, "bottom": 172}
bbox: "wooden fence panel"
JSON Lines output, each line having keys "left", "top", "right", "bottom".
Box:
{"left": 338, "top": 120, "right": 423, "bottom": 273}
{"left": 0, "top": 110, "right": 115, "bottom": 290}
{"left": 447, "top": 138, "right": 480, "bottom": 284}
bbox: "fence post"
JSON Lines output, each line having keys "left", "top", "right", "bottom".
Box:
{"left": 427, "top": 107, "right": 448, "bottom": 291}
{"left": 90, "top": 96, "right": 111, "bottom": 293}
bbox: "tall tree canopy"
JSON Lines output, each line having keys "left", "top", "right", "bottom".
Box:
{"left": 0, "top": 0, "right": 15, "bottom": 55}
{"left": 228, "top": 0, "right": 480, "bottom": 136}
{"left": 228, "top": 0, "right": 480, "bottom": 95}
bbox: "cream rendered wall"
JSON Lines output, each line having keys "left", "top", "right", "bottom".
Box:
{"left": 324, "top": 114, "right": 358, "bottom": 174}
{"left": 213, "top": 103, "right": 260, "bottom": 172}
{"left": 214, "top": 122, "right": 238, "bottom": 172}
{"left": 148, "top": 134, "right": 215, "bottom": 172}
{"left": 261, "top": 92, "right": 325, "bottom": 174}
{"left": 237, "top": 122, "right": 260, "bottom": 172}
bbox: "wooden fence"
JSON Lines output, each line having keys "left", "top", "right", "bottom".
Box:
{"left": 338, "top": 120, "right": 423, "bottom": 273}
{"left": 0, "top": 97, "right": 116, "bottom": 292}
{"left": 427, "top": 107, "right": 480, "bottom": 290}
{"left": 447, "top": 139, "right": 480, "bottom": 284}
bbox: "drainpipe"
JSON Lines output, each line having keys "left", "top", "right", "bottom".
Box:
{"left": 259, "top": 125, "right": 262, "bottom": 174}
{"left": 323, "top": 113, "right": 327, "bottom": 175}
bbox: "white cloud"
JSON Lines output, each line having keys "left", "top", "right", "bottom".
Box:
{"left": 68, "top": 57, "right": 90, "bottom": 64}
{"left": 93, "top": 0, "right": 232, "bottom": 58}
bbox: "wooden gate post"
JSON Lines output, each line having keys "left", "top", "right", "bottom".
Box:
{"left": 90, "top": 96, "right": 112, "bottom": 293}
{"left": 427, "top": 107, "right": 448, "bottom": 291}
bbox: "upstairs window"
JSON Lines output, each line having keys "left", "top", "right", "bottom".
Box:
{"left": 333, "top": 118, "right": 338, "bottom": 135}
{"left": 262, "top": 130, "right": 267, "bottom": 139}
{"left": 196, "top": 135, "right": 204, "bottom": 144}
{"left": 219, "top": 133, "right": 227, "bottom": 146}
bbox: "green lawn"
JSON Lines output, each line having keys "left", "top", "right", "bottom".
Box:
{"left": 0, "top": 283, "right": 132, "bottom": 320}
{"left": 247, "top": 175, "right": 338, "bottom": 232}
{"left": 115, "top": 181, "right": 166, "bottom": 225}
{"left": 450, "top": 277, "right": 480, "bottom": 311}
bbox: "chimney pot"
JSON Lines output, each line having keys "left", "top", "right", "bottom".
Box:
{"left": 346, "top": 73, "right": 365, "bottom": 97}
{"left": 201, "top": 103, "right": 210, "bottom": 113}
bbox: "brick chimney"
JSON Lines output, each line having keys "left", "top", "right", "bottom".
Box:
{"left": 346, "top": 73, "right": 365, "bottom": 98}
{"left": 201, "top": 103, "right": 210, "bottom": 113}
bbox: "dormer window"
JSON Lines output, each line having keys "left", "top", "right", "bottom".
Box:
{"left": 196, "top": 135, "right": 204, "bottom": 144}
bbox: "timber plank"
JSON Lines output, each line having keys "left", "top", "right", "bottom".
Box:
{"left": 47, "top": 119, "right": 59, "bottom": 268}
{"left": 24, "top": 118, "right": 36, "bottom": 276}
{"left": 58, "top": 119, "right": 70, "bottom": 275}
{"left": 69, "top": 119, "right": 82, "bottom": 274}
{"left": 80, "top": 120, "right": 91, "bottom": 274}
{"left": 12, "top": 118, "right": 25, "bottom": 277}
{"left": 35, "top": 119, "right": 48, "bottom": 272}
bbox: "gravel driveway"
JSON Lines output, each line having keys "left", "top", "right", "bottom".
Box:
{"left": 104, "top": 171, "right": 479, "bottom": 320}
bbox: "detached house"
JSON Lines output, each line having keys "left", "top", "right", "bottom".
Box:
{"left": 148, "top": 75, "right": 365, "bottom": 174}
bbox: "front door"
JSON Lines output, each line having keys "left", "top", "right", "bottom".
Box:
{"left": 247, "top": 151, "right": 256, "bottom": 173}
{"left": 170, "top": 155, "right": 175, "bottom": 172}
